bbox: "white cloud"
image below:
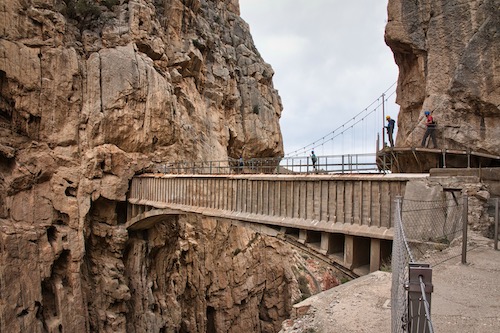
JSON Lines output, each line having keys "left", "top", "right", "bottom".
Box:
{"left": 258, "top": 35, "right": 310, "bottom": 61}
{"left": 239, "top": 0, "right": 399, "bottom": 156}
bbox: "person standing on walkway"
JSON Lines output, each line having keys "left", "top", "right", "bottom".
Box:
{"left": 385, "top": 115, "right": 396, "bottom": 147}
{"left": 421, "top": 110, "right": 437, "bottom": 148}
{"left": 311, "top": 151, "right": 317, "bottom": 171}
{"left": 238, "top": 156, "right": 244, "bottom": 173}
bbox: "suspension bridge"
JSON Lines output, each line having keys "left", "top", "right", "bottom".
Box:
{"left": 153, "top": 82, "right": 500, "bottom": 175}
{"left": 279, "top": 81, "right": 500, "bottom": 173}
{"left": 284, "top": 82, "right": 398, "bottom": 158}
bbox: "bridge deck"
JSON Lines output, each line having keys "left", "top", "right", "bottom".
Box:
{"left": 126, "top": 173, "right": 427, "bottom": 240}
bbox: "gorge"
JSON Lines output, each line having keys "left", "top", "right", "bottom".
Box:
{"left": 1, "top": 0, "right": 499, "bottom": 332}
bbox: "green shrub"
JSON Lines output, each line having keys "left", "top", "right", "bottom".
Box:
{"left": 380, "top": 259, "right": 392, "bottom": 272}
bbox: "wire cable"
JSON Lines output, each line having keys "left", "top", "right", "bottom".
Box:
{"left": 286, "top": 81, "right": 397, "bottom": 157}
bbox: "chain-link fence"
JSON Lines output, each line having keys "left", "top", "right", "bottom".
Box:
{"left": 391, "top": 195, "right": 468, "bottom": 333}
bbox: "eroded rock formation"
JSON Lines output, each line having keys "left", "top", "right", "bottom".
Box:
{"left": 89, "top": 212, "right": 298, "bottom": 332}
{"left": 0, "top": 1, "right": 314, "bottom": 332}
{"left": 385, "top": 0, "right": 499, "bottom": 155}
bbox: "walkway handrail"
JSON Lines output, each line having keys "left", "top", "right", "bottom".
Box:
{"left": 151, "top": 153, "right": 385, "bottom": 175}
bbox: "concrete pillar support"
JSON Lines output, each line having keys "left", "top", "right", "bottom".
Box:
{"left": 298, "top": 229, "right": 308, "bottom": 244}
{"left": 344, "top": 235, "right": 354, "bottom": 269}
{"left": 320, "top": 232, "right": 329, "bottom": 255}
{"left": 370, "top": 238, "right": 381, "bottom": 272}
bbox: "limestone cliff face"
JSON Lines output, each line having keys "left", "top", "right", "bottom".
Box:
{"left": 0, "top": 0, "right": 293, "bottom": 332}
{"left": 385, "top": 0, "right": 499, "bottom": 154}
{"left": 90, "top": 213, "right": 299, "bottom": 333}
{"left": 0, "top": 0, "right": 283, "bottom": 161}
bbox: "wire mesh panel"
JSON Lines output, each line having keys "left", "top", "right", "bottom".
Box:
{"left": 391, "top": 195, "right": 466, "bottom": 333}
{"left": 391, "top": 197, "right": 410, "bottom": 333}
{"left": 402, "top": 197, "right": 464, "bottom": 266}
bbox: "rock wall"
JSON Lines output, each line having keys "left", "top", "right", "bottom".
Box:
{"left": 385, "top": 0, "right": 499, "bottom": 155}
{"left": 89, "top": 212, "right": 298, "bottom": 333}
{"left": 0, "top": 0, "right": 296, "bottom": 332}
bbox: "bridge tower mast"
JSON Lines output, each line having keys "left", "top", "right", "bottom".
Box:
{"left": 381, "top": 92, "right": 385, "bottom": 149}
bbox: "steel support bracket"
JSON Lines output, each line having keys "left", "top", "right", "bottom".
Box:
{"left": 408, "top": 263, "right": 433, "bottom": 293}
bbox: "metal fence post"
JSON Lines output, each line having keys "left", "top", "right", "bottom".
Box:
{"left": 396, "top": 195, "right": 403, "bottom": 229}
{"left": 462, "top": 194, "right": 468, "bottom": 264}
{"left": 407, "top": 263, "right": 433, "bottom": 333}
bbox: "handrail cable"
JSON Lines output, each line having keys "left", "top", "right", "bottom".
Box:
{"left": 285, "top": 81, "right": 397, "bottom": 157}
{"left": 419, "top": 275, "right": 435, "bottom": 333}
{"left": 286, "top": 88, "right": 396, "bottom": 158}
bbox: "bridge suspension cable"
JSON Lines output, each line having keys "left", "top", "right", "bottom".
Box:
{"left": 285, "top": 81, "right": 397, "bottom": 157}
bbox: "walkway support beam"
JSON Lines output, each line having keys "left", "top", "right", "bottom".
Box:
{"left": 370, "top": 238, "right": 381, "bottom": 273}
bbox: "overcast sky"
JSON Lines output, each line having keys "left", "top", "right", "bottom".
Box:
{"left": 239, "top": 0, "right": 399, "bottom": 157}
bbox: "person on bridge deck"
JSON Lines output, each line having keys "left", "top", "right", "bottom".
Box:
{"left": 238, "top": 156, "right": 244, "bottom": 173}
{"left": 421, "top": 110, "right": 437, "bottom": 148}
{"left": 311, "top": 151, "right": 317, "bottom": 171}
{"left": 385, "top": 115, "right": 396, "bottom": 148}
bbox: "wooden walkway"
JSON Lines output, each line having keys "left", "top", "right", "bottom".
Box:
{"left": 377, "top": 147, "right": 500, "bottom": 173}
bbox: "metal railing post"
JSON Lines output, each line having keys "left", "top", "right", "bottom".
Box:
{"left": 383, "top": 152, "right": 387, "bottom": 172}
{"left": 462, "top": 194, "right": 468, "bottom": 264}
{"left": 407, "top": 263, "right": 434, "bottom": 333}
